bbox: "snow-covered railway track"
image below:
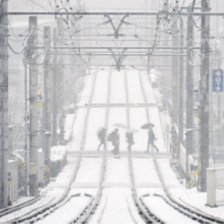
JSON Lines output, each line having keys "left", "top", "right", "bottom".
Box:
{"left": 138, "top": 71, "right": 224, "bottom": 224}
{"left": 150, "top": 153, "right": 224, "bottom": 223}
{"left": 69, "top": 71, "right": 112, "bottom": 223}
{"left": 0, "top": 196, "right": 41, "bottom": 218}
{"left": 1, "top": 73, "right": 99, "bottom": 224}
{"left": 124, "top": 71, "right": 164, "bottom": 223}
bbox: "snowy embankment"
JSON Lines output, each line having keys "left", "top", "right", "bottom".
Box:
{"left": 147, "top": 70, "right": 224, "bottom": 220}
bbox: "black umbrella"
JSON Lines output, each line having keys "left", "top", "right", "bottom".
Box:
{"left": 141, "top": 123, "right": 154, "bottom": 129}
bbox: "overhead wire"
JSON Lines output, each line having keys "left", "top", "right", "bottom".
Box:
{"left": 53, "top": 1, "right": 90, "bottom": 66}
{"left": 8, "top": 42, "right": 26, "bottom": 54}
{"left": 30, "top": 0, "right": 51, "bottom": 12}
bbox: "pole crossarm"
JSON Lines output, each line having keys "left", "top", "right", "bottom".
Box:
{"left": 32, "top": 46, "right": 201, "bottom": 50}
{"left": 6, "top": 11, "right": 224, "bottom": 16}
{"left": 104, "top": 14, "right": 129, "bottom": 38}
{"left": 49, "top": 52, "right": 187, "bottom": 56}
{"left": 109, "top": 48, "right": 127, "bottom": 70}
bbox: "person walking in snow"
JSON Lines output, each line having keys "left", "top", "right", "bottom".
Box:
{"left": 97, "top": 127, "right": 107, "bottom": 151}
{"left": 126, "top": 132, "right": 135, "bottom": 149}
{"left": 107, "top": 128, "right": 120, "bottom": 154}
{"left": 146, "top": 127, "right": 159, "bottom": 153}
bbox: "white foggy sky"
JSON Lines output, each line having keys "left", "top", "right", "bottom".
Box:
{"left": 82, "top": 0, "right": 146, "bottom": 10}
{"left": 8, "top": 0, "right": 191, "bottom": 12}
{"left": 8, "top": 0, "right": 222, "bottom": 12}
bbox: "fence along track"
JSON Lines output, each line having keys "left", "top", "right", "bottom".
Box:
{"left": 138, "top": 71, "right": 224, "bottom": 224}
{"left": 70, "top": 69, "right": 112, "bottom": 224}
{"left": 7, "top": 73, "right": 99, "bottom": 224}
{"left": 124, "top": 70, "right": 164, "bottom": 223}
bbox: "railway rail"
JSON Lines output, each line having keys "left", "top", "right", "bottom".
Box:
{"left": 0, "top": 73, "right": 99, "bottom": 224}
{"left": 0, "top": 196, "right": 41, "bottom": 218}
{"left": 138, "top": 71, "right": 224, "bottom": 224}
{"left": 124, "top": 70, "right": 164, "bottom": 223}
{"left": 72, "top": 69, "right": 152, "bottom": 223}
{"left": 2, "top": 70, "right": 224, "bottom": 223}
{"left": 70, "top": 70, "right": 112, "bottom": 223}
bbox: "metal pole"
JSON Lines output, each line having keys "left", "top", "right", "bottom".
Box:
{"left": 57, "top": 19, "right": 65, "bottom": 144}
{"left": 172, "top": 15, "right": 179, "bottom": 125}
{"left": 178, "top": 17, "right": 184, "bottom": 150}
{"left": 171, "top": 10, "right": 179, "bottom": 157}
{"left": 43, "top": 26, "right": 51, "bottom": 183}
{"left": 28, "top": 16, "right": 39, "bottom": 196}
{"left": 0, "top": 0, "right": 8, "bottom": 208}
{"left": 145, "top": 0, "right": 150, "bottom": 75}
{"left": 52, "top": 28, "right": 58, "bottom": 146}
{"left": 24, "top": 53, "right": 30, "bottom": 196}
{"left": 186, "top": 7, "right": 194, "bottom": 177}
{"left": 199, "top": 0, "right": 210, "bottom": 192}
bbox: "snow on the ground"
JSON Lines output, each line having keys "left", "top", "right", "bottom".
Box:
{"left": 36, "top": 195, "right": 91, "bottom": 224}
{"left": 74, "top": 70, "right": 109, "bottom": 152}
{"left": 104, "top": 158, "right": 130, "bottom": 186}
{"left": 110, "top": 70, "right": 126, "bottom": 104}
{"left": 73, "top": 158, "right": 101, "bottom": 185}
{"left": 90, "top": 137, "right": 144, "bottom": 224}
{"left": 51, "top": 146, "right": 67, "bottom": 162}
{"left": 132, "top": 158, "right": 160, "bottom": 187}
{"left": 126, "top": 70, "right": 144, "bottom": 104}
{"left": 0, "top": 156, "right": 79, "bottom": 222}
{"left": 171, "top": 188, "right": 224, "bottom": 220}
{"left": 69, "top": 108, "right": 87, "bottom": 152}
{"left": 158, "top": 109, "right": 171, "bottom": 152}
{"left": 143, "top": 196, "right": 198, "bottom": 224}
{"left": 64, "top": 113, "right": 76, "bottom": 141}
{"left": 45, "top": 158, "right": 77, "bottom": 191}
{"left": 90, "top": 188, "right": 144, "bottom": 224}
{"left": 158, "top": 158, "right": 183, "bottom": 188}
{"left": 79, "top": 75, "right": 95, "bottom": 105}
{"left": 7, "top": 68, "right": 224, "bottom": 223}
{"left": 8, "top": 196, "right": 34, "bottom": 206}
{"left": 91, "top": 70, "right": 109, "bottom": 104}
{"left": 0, "top": 194, "right": 56, "bottom": 223}
{"left": 141, "top": 72, "right": 157, "bottom": 105}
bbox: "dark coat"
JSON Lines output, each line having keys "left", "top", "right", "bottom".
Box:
{"left": 108, "top": 130, "right": 119, "bottom": 146}
{"left": 126, "top": 133, "right": 134, "bottom": 145}
{"left": 148, "top": 128, "right": 156, "bottom": 143}
{"left": 98, "top": 128, "right": 106, "bottom": 142}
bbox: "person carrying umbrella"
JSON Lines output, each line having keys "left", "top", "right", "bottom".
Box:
{"left": 141, "top": 123, "right": 159, "bottom": 153}
{"left": 107, "top": 128, "right": 120, "bottom": 154}
{"left": 126, "top": 128, "right": 138, "bottom": 149}
{"left": 126, "top": 132, "right": 134, "bottom": 148}
{"left": 97, "top": 127, "right": 107, "bottom": 151}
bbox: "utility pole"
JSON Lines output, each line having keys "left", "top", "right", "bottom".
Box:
{"left": 0, "top": 0, "right": 8, "bottom": 208}
{"left": 199, "top": 0, "right": 210, "bottom": 192}
{"left": 186, "top": 7, "right": 194, "bottom": 175}
{"left": 171, "top": 7, "right": 179, "bottom": 157}
{"left": 24, "top": 49, "right": 30, "bottom": 196}
{"left": 52, "top": 28, "right": 58, "bottom": 146}
{"left": 57, "top": 18, "right": 65, "bottom": 144}
{"left": 28, "top": 16, "right": 39, "bottom": 196}
{"left": 172, "top": 11, "right": 179, "bottom": 125}
{"left": 145, "top": 0, "right": 150, "bottom": 75}
{"left": 178, "top": 17, "right": 184, "bottom": 149}
{"left": 43, "top": 26, "right": 51, "bottom": 183}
